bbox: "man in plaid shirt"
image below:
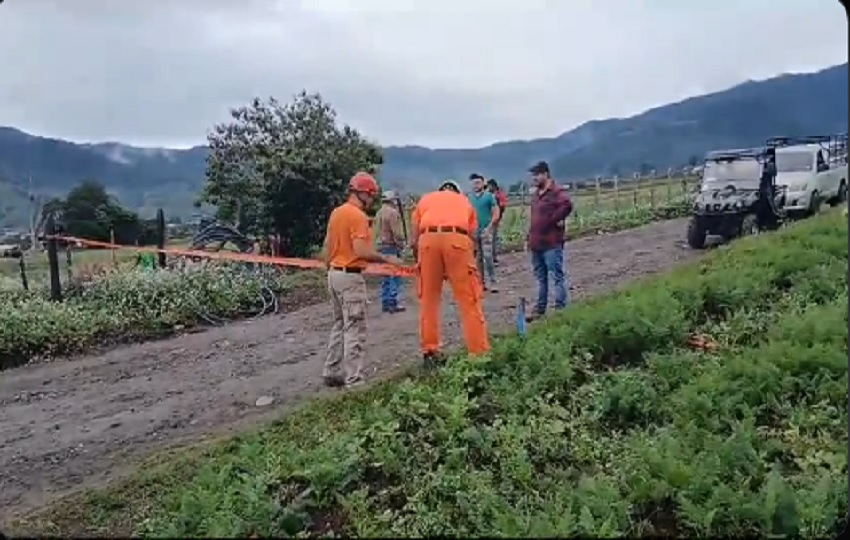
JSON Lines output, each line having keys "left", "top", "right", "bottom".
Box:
{"left": 526, "top": 161, "right": 573, "bottom": 321}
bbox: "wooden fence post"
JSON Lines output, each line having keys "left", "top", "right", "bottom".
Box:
{"left": 65, "top": 244, "right": 73, "bottom": 284}
{"left": 520, "top": 183, "right": 529, "bottom": 226}
{"left": 18, "top": 253, "right": 29, "bottom": 292}
{"left": 594, "top": 176, "right": 601, "bottom": 211}
{"left": 632, "top": 172, "right": 640, "bottom": 207}
{"left": 666, "top": 167, "right": 674, "bottom": 205}
{"left": 649, "top": 169, "right": 656, "bottom": 208}
{"left": 156, "top": 208, "right": 166, "bottom": 269}
{"left": 45, "top": 213, "right": 62, "bottom": 302}
{"left": 613, "top": 175, "right": 620, "bottom": 212}
{"left": 110, "top": 228, "right": 117, "bottom": 267}
{"left": 570, "top": 182, "right": 579, "bottom": 219}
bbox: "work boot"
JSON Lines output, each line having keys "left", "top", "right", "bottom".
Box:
{"left": 422, "top": 351, "right": 446, "bottom": 371}
{"left": 525, "top": 310, "right": 545, "bottom": 323}
{"left": 344, "top": 374, "right": 364, "bottom": 389}
{"left": 323, "top": 375, "right": 346, "bottom": 388}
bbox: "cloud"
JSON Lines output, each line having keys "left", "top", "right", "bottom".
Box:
{"left": 0, "top": 0, "right": 846, "bottom": 148}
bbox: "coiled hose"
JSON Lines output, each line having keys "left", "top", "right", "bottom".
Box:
{"left": 189, "top": 262, "right": 281, "bottom": 326}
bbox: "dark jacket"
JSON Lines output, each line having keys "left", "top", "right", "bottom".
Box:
{"left": 528, "top": 182, "right": 573, "bottom": 251}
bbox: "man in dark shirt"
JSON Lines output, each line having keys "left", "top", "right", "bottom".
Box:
{"left": 526, "top": 161, "right": 573, "bottom": 320}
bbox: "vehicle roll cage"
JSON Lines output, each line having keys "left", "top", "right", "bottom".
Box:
{"left": 704, "top": 147, "right": 773, "bottom": 163}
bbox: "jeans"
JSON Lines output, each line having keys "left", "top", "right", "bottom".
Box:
{"left": 531, "top": 246, "right": 569, "bottom": 314}
{"left": 474, "top": 230, "right": 497, "bottom": 286}
{"left": 491, "top": 221, "right": 501, "bottom": 264}
{"left": 380, "top": 245, "right": 403, "bottom": 310}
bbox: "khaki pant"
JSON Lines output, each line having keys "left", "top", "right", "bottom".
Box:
{"left": 474, "top": 229, "right": 496, "bottom": 286}
{"left": 324, "top": 270, "right": 368, "bottom": 383}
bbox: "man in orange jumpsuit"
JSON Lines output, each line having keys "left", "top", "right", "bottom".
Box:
{"left": 322, "top": 172, "right": 403, "bottom": 388}
{"left": 410, "top": 179, "right": 490, "bottom": 367}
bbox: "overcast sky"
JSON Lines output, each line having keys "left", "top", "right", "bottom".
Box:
{"left": 0, "top": 0, "right": 846, "bottom": 149}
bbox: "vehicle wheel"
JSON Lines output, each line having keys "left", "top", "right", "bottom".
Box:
{"left": 686, "top": 217, "right": 707, "bottom": 249}
{"left": 740, "top": 214, "right": 760, "bottom": 237}
{"left": 829, "top": 181, "right": 847, "bottom": 207}
{"left": 807, "top": 190, "right": 821, "bottom": 216}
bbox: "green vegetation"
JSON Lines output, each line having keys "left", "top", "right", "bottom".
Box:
{"left": 498, "top": 183, "right": 693, "bottom": 247}
{"left": 202, "top": 92, "right": 382, "bottom": 257}
{"left": 15, "top": 211, "right": 847, "bottom": 537}
{"left": 0, "top": 246, "right": 138, "bottom": 288}
{"left": 375, "top": 175, "right": 696, "bottom": 249}
{"left": 0, "top": 235, "right": 199, "bottom": 289}
{"left": 0, "top": 264, "right": 321, "bottom": 370}
{"left": 49, "top": 180, "right": 160, "bottom": 245}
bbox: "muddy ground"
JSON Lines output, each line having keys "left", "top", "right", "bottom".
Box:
{"left": 0, "top": 218, "right": 703, "bottom": 520}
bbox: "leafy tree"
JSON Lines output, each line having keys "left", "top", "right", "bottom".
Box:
{"left": 201, "top": 91, "right": 383, "bottom": 256}
{"left": 47, "top": 180, "right": 149, "bottom": 245}
{"left": 688, "top": 154, "right": 700, "bottom": 167}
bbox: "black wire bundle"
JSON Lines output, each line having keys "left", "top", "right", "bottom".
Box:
{"left": 189, "top": 222, "right": 255, "bottom": 254}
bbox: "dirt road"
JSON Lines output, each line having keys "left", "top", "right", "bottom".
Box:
{"left": 0, "top": 218, "right": 702, "bottom": 519}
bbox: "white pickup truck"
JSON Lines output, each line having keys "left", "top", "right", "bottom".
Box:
{"left": 774, "top": 141, "right": 848, "bottom": 216}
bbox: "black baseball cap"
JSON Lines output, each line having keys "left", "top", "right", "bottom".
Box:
{"left": 529, "top": 161, "right": 550, "bottom": 175}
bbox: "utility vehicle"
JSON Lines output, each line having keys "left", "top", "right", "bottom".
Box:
{"left": 686, "top": 146, "right": 785, "bottom": 249}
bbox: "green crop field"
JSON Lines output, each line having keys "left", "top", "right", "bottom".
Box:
{"left": 12, "top": 210, "right": 847, "bottom": 538}
{"left": 376, "top": 174, "right": 698, "bottom": 249}
{"left": 0, "top": 237, "right": 197, "bottom": 289}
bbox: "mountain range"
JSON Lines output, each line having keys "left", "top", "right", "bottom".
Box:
{"left": 0, "top": 62, "right": 846, "bottom": 228}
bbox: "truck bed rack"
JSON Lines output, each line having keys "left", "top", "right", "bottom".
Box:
{"left": 766, "top": 133, "right": 848, "bottom": 166}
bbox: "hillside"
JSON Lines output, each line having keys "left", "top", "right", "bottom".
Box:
{"left": 0, "top": 62, "right": 846, "bottom": 227}
{"left": 382, "top": 62, "right": 848, "bottom": 187}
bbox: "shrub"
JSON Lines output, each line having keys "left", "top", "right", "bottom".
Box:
{"left": 0, "top": 264, "right": 307, "bottom": 369}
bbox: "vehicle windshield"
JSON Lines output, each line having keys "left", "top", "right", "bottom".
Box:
{"left": 775, "top": 151, "right": 813, "bottom": 173}
{"left": 701, "top": 158, "right": 762, "bottom": 189}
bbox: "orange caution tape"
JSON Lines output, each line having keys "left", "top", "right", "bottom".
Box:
{"left": 46, "top": 235, "right": 417, "bottom": 278}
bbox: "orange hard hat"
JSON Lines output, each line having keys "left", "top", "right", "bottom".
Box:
{"left": 349, "top": 172, "right": 379, "bottom": 195}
